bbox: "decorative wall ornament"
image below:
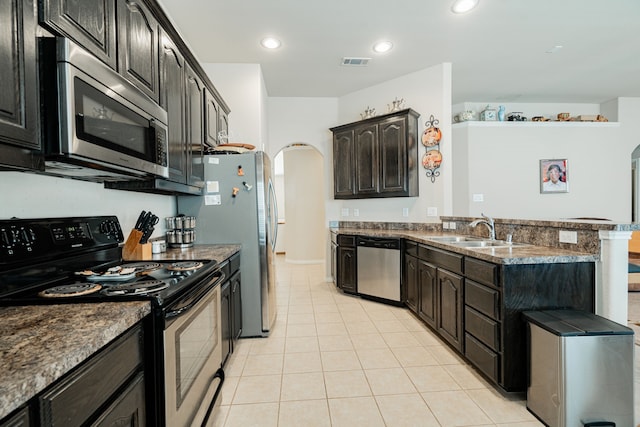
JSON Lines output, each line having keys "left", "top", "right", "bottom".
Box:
{"left": 422, "top": 115, "right": 442, "bottom": 183}
{"left": 360, "top": 106, "right": 376, "bottom": 120}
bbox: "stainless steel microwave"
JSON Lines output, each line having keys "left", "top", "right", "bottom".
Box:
{"left": 41, "top": 37, "right": 168, "bottom": 182}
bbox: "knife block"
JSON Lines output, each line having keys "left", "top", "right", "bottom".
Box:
{"left": 122, "top": 229, "right": 152, "bottom": 260}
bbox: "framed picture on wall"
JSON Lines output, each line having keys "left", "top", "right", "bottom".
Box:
{"left": 540, "top": 159, "right": 568, "bottom": 193}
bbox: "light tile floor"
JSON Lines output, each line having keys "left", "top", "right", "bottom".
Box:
{"left": 214, "top": 255, "right": 547, "bottom": 427}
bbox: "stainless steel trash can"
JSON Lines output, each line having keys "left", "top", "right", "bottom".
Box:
{"left": 522, "top": 310, "right": 634, "bottom": 427}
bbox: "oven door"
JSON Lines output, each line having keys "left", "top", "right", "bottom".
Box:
{"left": 163, "top": 271, "right": 225, "bottom": 427}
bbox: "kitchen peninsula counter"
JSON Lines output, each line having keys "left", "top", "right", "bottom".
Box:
{"left": 331, "top": 228, "right": 599, "bottom": 265}
{"left": 0, "top": 301, "right": 151, "bottom": 420}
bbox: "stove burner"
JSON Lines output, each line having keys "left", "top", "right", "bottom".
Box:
{"left": 101, "top": 280, "right": 169, "bottom": 296}
{"left": 167, "top": 261, "right": 203, "bottom": 272}
{"left": 119, "top": 262, "right": 162, "bottom": 274}
{"left": 39, "top": 283, "right": 102, "bottom": 298}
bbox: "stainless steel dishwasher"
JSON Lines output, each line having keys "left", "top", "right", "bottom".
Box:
{"left": 356, "top": 236, "right": 401, "bottom": 303}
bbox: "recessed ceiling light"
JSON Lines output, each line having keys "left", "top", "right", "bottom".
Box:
{"left": 373, "top": 41, "right": 393, "bottom": 54}
{"left": 451, "top": 0, "right": 479, "bottom": 14}
{"left": 260, "top": 37, "right": 281, "bottom": 49}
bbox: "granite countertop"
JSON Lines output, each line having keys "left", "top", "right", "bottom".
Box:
{"left": 148, "top": 244, "right": 241, "bottom": 263}
{"left": 0, "top": 302, "right": 150, "bottom": 420}
{"left": 332, "top": 228, "right": 598, "bottom": 265}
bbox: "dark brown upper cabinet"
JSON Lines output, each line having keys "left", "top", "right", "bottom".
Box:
{"left": 0, "top": 0, "right": 43, "bottom": 171}
{"left": 204, "top": 88, "right": 220, "bottom": 148}
{"left": 116, "top": 0, "right": 159, "bottom": 102}
{"left": 330, "top": 109, "right": 419, "bottom": 199}
{"left": 159, "top": 30, "right": 186, "bottom": 184}
{"left": 185, "top": 62, "right": 205, "bottom": 188}
{"left": 40, "top": 0, "right": 117, "bottom": 69}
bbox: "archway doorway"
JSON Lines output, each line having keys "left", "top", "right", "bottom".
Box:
{"left": 274, "top": 144, "right": 326, "bottom": 264}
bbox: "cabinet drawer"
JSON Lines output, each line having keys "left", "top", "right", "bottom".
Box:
{"left": 40, "top": 325, "right": 144, "bottom": 427}
{"left": 338, "top": 235, "right": 356, "bottom": 247}
{"left": 464, "top": 257, "right": 499, "bottom": 287}
{"left": 465, "top": 333, "right": 500, "bottom": 383}
{"left": 465, "top": 307, "right": 499, "bottom": 351}
{"left": 419, "top": 245, "right": 463, "bottom": 275}
{"left": 404, "top": 240, "right": 418, "bottom": 257}
{"left": 465, "top": 280, "right": 500, "bottom": 320}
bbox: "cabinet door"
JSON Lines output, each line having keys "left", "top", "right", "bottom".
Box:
{"left": 204, "top": 89, "right": 219, "bottom": 147}
{"left": 437, "top": 269, "right": 464, "bottom": 352}
{"left": 0, "top": 406, "right": 29, "bottom": 427}
{"left": 91, "top": 372, "right": 145, "bottom": 427}
{"left": 117, "top": 0, "right": 159, "bottom": 102}
{"left": 159, "top": 31, "right": 186, "bottom": 184}
{"left": 379, "top": 116, "right": 407, "bottom": 194}
{"left": 41, "top": 0, "right": 117, "bottom": 68}
{"left": 220, "top": 282, "right": 231, "bottom": 366}
{"left": 333, "top": 129, "right": 355, "bottom": 198}
{"left": 418, "top": 260, "right": 437, "bottom": 328}
{"left": 0, "top": 0, "right": 40, "bottom": 157}
{"left": 230, "top": 271, "right": 242, "bottom": 341}
{"left": 184, "top": 63, "right": 205, "bottom": 187}
{"left": 404, "top": 253, "right": 418, "bottom": 313}
{"left": 331, "top": 242, "right": 337, "bottom": 286}
{"left": 337, "top": 247, "right": 357, "bottom": 293}
{"left": 218, "top": 109, "right": 229, "bottom": 141}
{"left": 354, "top": 124, "right": 378, "bottom": 195}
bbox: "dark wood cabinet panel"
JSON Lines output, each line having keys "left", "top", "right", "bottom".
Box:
{"left": 354, "top": 124, "right": 378, "bottom": 195}
{"left": 184, "top": 63, "right": 205, "bottom": 188}
{"left": 231, "top": 270, "right": 242, "bottom": 341}
{"left": 418, "top": 260, "right": 437, "bottom": 328}
{"left": 379, "top": 116, "right": 407, "bottom": 194}
{"left": 437, "top": 268, "right": 464, "bottom": 352}
{"left": 0, "top": 0, "right": 42, "bottom": 170}
{"left": 333, "top": 129, "right": 355, "bottom": 197}
{"left": 336, "top": 237, "right": 357, "bottom": 294}
{"left": 39, "top": 325, "right": 144, "bottom": 427}
{"left": 330, "top": 109, "right": 419, "bottom": 199}
{"left": 0, "top": 406, "right": 29, "bottom": 427}
{"left": 331, "top": 241, "right": 337, "bottom": 286}
{"left": 91, "top": 371, "right": 145, "bottom": 427}
{"left": 159, "top": 31, "right": 186, "bottom": 184}
{"left": 404, "top": 253, "right": 418, "bottom": 312}
{"left": 205, "top": 89, "right": 220, "bottom": 148}
{"left": 116, "top": 0, "right": 159, "bottom": 102}
{"left": 40, "top": 0, "right": 117, "bottom": 68}
{"left": 465, "top": 280, "right": 500, "bottom": 320}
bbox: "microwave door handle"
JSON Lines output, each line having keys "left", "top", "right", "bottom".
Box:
{"left": 165, "top": 271, "right": 225, "bottom": 319}
{"left": 201, "top": 368, "right": 225, "bottom": 427}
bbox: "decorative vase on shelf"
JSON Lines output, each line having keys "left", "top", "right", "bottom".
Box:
{"left": 498, "top": 105, "right": 506, "bottom": 122}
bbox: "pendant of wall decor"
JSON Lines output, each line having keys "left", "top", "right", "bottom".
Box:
{"left": 422, "top": 115, "right": 442, "bottom": 182}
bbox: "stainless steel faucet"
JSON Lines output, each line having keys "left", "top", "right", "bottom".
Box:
{"left": 469, "top": 213, "right": 496, "bottom": 240}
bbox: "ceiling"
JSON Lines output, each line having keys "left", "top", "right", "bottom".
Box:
{"left": 156, "top": 0, "right": 640, "bottom": 104}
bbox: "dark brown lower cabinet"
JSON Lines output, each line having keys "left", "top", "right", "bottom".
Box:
{"left": 39, "top": 325, "right": 145, "bottom": 427}
{"left": 402, "top": 240, "right": 594, "bottom": 393}
{"left": 0, "top": 407, "right": 29, "bottom": 427}
{"left": 336, "top": 235, "right": 357, "bottom": 293}
{"left": 436, "top": 268, "right": 464, "bottom": 352}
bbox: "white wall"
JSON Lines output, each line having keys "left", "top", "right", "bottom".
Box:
{"left": 335, "top": 64, "right": 453, "bottom": 223}
{"left": 450, "top": 99, "right": 640, "bottom": 222}
{"left": 201, "top": 63, "right": 270, "bottom": 151}
{"left": 452, "top": 121, "right": 625, "bottom": 221}
{"left": 0, "top": 172, "right": 175, "bottom": 236}
{"left": 283, "top": 147, "right": 325, "bottom": 263}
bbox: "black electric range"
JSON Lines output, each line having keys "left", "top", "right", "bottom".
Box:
{"left": 0, "top": 216, "right": 219, "bottom": 308}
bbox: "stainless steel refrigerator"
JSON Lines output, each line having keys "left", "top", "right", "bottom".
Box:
{"left": 178, "top": 151, "right": 278, "bottom": 337}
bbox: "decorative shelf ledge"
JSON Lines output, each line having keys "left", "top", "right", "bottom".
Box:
{"left": 452, "top": 121, "right": 620, "bottom": 128}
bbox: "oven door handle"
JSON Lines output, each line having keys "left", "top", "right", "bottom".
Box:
{"left": 201, "top": 368, "right": 225, "bottom": 427}
{"left": 165, "top": 271, "right": 225, "bottom": 319}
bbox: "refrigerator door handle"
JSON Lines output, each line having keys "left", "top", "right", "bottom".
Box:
{"left": 268, "top": 178, "right": 278, "bottom": 251}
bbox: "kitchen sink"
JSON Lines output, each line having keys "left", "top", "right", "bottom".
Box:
{"left": 448, "top": 240, "right": 530, "bottom": 248}
{"left": 426, "top": 235, "right": 483, "bottom": 243}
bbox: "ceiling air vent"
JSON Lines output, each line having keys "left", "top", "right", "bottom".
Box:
{"left": 341, "top": 57, "right": 370, "bottom": 66}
